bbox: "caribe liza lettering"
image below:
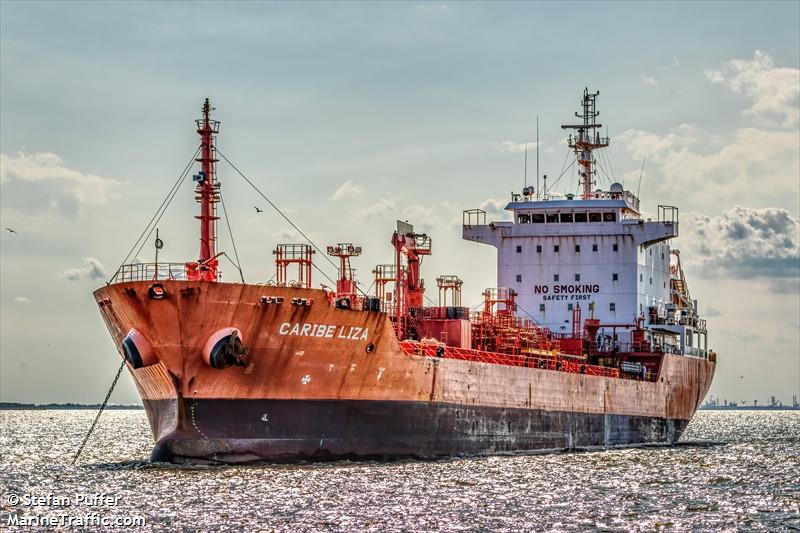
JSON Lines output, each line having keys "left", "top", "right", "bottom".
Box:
{"left": 278, "top": 322, "right": 369, "bottom": 341}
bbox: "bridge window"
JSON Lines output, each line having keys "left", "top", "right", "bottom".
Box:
{"left": 574, "top": 212, "right": 588, "bottom": 223}
{"left": 613, "top": 243, "right": 619, "bottom": 252}
{"left": 546, "top": 213, "right": 558, "bottom": 223}
{"left": 516, "top": 245, "right": 522, "bottom": 253}
{"left": 517, "top": 214, "right": 530, "bottom": 224}
{"left": 560, "top": 213, "right": 573, "bottom": 223}
{"left": 536, "top": 245, "right": 542, "bottom": 253}
{"left": 532, "top": 213, "right": 545, "bottom": 223}
{"left": 603, "top": 212, "right": 617, "bottom": 222}
{"left": 589, "top": 212, "right": 602, "bottom": 222}
{"left": 554, "top": 244, "right": 560, "bottom": 252}
{"left": 592, "top": 243, "right": 598, "bottom": 252}
{"left": 575, "top": 244, "right": 581, "bottom": 253}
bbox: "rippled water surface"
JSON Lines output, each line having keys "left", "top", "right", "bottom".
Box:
{"left": 1, "top": 410, "right": 798, "bottom": 531}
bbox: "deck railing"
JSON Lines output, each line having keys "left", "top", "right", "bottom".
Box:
{"left": 398, "top": 340, "right": 637, "bottom": 380}
{"left": 114, "top": 262, "right": 190, "bottom": 283}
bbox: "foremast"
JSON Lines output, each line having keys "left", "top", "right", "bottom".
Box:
{"left": 188, "top": 98, "right": 221, "bottom": 281}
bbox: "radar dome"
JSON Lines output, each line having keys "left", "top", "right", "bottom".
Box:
{"left": 610, "top": 182, "right": 624, "bottom": 193}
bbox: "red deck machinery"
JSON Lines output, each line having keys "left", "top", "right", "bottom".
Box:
{"left": 274, "top": 244, "right": 314, "bottom": 288}
{"left": 391, "top": 221, "right": 432, "bottom": 339}
{"left": 327, "top": 243, "right": 362, "bottom": 307}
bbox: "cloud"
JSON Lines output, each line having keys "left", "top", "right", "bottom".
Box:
{"left": 705, "top": 50, "right": 800, "bottom": 128}
{"left": 355, "top": 198, "right": 445, "bottom": 233}
{"left": 491, "top": 141, "right": 540, "bottom": 154}
{"left": 0, "top": 152, "right": 121, "bottom": 214}
{"left": 61, "top": 257, "right": 107, "bottom": 281}
{"left": 13, "top": 296, "right": 32, "bottom": 304}
{"left": 680, "top": 206, "right": 800, "bottom": 281}
{"left": 640, "top": 56, "right": 679, "bottom": 86}
{"left": 357, "top": 197, "right": 397, "bottom": 220}
{"left": 330, "top": 180, "right": 364, "bottom": 202}
{"left": 478, "top": 197, "right": 508, "bottom": 220}
{"left": 616, "top": 125, "right": 798, "bottom": 208}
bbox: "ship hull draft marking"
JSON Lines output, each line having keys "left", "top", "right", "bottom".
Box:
{"left": 96, "top": 94, "right": 715, "bottom": 464}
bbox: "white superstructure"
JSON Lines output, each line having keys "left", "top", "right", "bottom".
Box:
{"left": 463, "top": 89, "right": 708, "bottom": 358}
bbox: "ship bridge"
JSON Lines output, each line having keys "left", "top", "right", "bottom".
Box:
{"left": 462, "top": 187, "right": 706, "bottom": 357}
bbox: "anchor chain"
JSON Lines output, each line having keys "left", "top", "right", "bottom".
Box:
{"left": 71, "top": 360, "right": 125, "bottom": 464}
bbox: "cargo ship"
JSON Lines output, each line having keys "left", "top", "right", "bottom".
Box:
{"left": 94, "top": 91, "right": 716, "bottom": 463}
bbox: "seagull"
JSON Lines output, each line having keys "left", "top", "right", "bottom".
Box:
{"left": 254, "top": 206, "right": 263, "bottom": 213}
{"left": 4, "top": 227, "right": 17, "bottom": 234}
{"left": 738, "top": 376, "right": 744, "bottom": 379}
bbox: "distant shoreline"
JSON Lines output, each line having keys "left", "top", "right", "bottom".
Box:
{"left": 0, "top": 402, "right": 143, "bottom": 410}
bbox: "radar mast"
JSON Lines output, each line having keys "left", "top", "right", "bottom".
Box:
{"left": 561, "top": 88, "right": 610, "bottom": 200}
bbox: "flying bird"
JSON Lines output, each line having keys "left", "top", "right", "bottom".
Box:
{"left": 738, "top": 376, "right": 744, "bottom": 379}
{"left": 4, "top": 227, "right": 17, "bottom": 234}
{"left": 254, "top": 206, "right": 263, "bottom": 213}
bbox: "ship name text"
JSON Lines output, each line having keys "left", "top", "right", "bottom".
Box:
{"left": 534, "top": 284, "right": 601, "bottom": 301}
{"left": 278, "top": 322, "right": 369, "bottom": 341}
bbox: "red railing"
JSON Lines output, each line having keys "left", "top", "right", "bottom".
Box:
{"left": 399, "top": 340, "right": 621, "bottom": 379}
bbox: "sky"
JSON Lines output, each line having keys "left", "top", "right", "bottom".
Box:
{"left": 1, "top": 1, "right": 798, "bottom": 405}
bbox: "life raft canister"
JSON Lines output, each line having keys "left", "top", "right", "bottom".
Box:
{"left": 203, "top": 327, "right": 248, "bottom": 369}
{"left": 121, "top": 329, "right": 158, "bottom": 369}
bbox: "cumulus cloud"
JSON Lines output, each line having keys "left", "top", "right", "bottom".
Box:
{"left": 617, "top": 125, "right": 798, "bottom": 208}
{"left": 479, "top": 197, "right": 509, "bottom": 220}
{"left": 330, "top": 180, "right": 364, "bottom": 202}
{"left": 491, "top": 141, "right": 540, "bottom": 154}
{"left": 13, "top": 296, "right": 32, "bottom": 304}
{"left": 680, "top": 206, "right": 800, "bottom": 281}
{"left": 705, "top": 50, "right": 800, "bottom": 128}
{"left": 355, "top": 197, "right": 446, "bottom": 233}
{"left": 357, "top": 197, "right": 397, "bottom": 220}
{"left": 61, "top": 257, "right": 107, "bottom": 281}
{"left": 0, "top": 152, "right": 122, "bottom": 213}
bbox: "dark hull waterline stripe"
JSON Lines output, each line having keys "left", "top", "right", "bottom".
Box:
{"left": 144, "top": 399, "right": 690, "bottom": 464}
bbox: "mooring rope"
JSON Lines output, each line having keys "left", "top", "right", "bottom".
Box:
{"left": 71, "top": 360, "right": 125, "bottom": 465}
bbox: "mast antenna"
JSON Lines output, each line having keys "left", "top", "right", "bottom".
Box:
{"left": 536, "top": 116, "right": 540, "bottom": 200}
{"left": 561, "top": 88, "right": 610, "bottom": 200}
{"left": 637, "top": 157, "right": 646, "bottom": 198}
{"left": 524, "top": 139, "right": 528, "bottom": 188}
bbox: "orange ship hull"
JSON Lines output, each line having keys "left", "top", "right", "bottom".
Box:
{"left": 94, "top": 281, "right": 715, "bottom": 464}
